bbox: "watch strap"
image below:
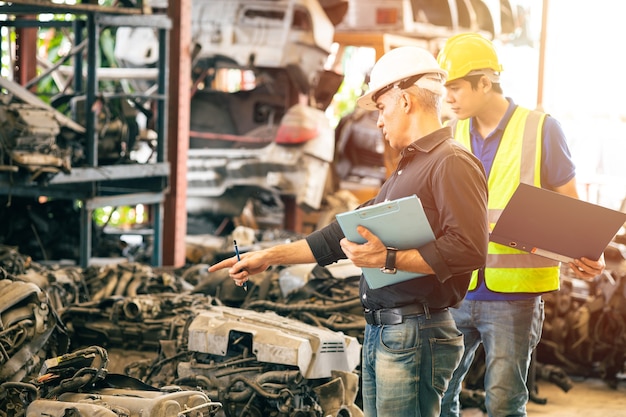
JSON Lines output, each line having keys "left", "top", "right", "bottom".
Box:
{"left": 381, "top": 246, "right": 398, "bottom": 274}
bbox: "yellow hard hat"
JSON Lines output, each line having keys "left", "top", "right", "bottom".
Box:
{"left": 436, "top": 32, "right": 503, "bottom": 83}
{"left": 357, "top": 46, "right": 447, "bottom": 110}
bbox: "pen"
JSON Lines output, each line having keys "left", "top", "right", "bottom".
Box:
{"left": 234, "top": 240, "right": 247, "bottom": 292}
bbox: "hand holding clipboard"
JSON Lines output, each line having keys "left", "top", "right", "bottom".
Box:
{"left": 336, "top": 195, "right": 435, "bottom": 289}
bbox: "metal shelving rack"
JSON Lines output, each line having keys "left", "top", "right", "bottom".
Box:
{"left": 0, "top": 2, "right": 171, "bottom": 267}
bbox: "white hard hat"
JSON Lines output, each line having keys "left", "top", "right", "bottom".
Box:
{"left": 357, "top": 46, "right": 447, "bottom": 110}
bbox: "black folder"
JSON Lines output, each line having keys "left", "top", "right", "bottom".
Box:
{"left": 490, "top": 183, "right": 626, "bottom": 263}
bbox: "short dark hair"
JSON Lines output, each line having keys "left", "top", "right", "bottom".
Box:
{"left": 464, "top": 74, "right": 503, "bottom": 94}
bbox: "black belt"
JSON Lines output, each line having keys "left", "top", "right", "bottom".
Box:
{"left": 364, "top": 304, "right": 447, "bottom": 326}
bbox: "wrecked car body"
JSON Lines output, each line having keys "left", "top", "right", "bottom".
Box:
{"left": 114, "top": 0, "right": 345, "bottom": 221}
{"left": 187, "top": 103, "right": 336, "bottom": 216}
{"left": 190, "top": 0, "right": 336, "bottom": 74}
{"left": 183, "top": 0, "right": 345, "bottom": 220}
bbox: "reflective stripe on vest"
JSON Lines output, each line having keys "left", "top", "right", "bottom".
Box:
{"left": 452, "top": 108, "right": 560, "bottom": 293}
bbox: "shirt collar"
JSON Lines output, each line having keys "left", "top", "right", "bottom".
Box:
{"left": 404, "top": 126, "right": 453, "bottom": 155}
{"left": 469, "top": 97, "right": 517, "bottom": 140}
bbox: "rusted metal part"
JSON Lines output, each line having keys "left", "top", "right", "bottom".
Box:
{"left": 0, "top": 276, "right": 69, "bottom": 385}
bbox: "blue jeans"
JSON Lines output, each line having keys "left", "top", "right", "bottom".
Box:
{"left": 362, "top": 309, "right": 464, "bottom": 417}
{"left": 440, "top": 297, "right": 544, "bottom": 417}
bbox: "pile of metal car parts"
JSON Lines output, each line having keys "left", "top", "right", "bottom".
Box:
{"left": 0, "top": 243, "right": 365, "bottom": 417}
{"left": 1, "top": 229, "right": 626, "bottom": 416}
{"left": 538, "top": 242, "right": 626, "bottom": 389}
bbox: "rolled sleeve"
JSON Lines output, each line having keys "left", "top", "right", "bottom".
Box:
{"left": 419, "top": 241, "right": 453, "bottom": 281}
{"left": 305, "top": 221, "right": 347, "bottom": 266}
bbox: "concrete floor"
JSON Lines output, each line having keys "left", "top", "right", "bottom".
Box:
{"left": 461, "top": 378, "right": 626, "bottom": 417}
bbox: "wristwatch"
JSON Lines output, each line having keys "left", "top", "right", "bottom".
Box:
{"left": 380, "top": 247, "right": 398, "bottom": 274}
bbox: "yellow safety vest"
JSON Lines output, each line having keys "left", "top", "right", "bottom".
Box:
{"left": 451, "top": 107, "right": 560, "bottom": 293}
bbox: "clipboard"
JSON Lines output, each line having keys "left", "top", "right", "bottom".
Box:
{"left": 490, "top": 183, "right": 626, "bottom": 263}
{"left": 335, "top": 195, "right": 435, "bottom": 289}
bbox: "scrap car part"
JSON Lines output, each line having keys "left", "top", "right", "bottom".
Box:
{"left": 184, "top": 306, "right": 360, "bottom": 379}
{"left": 174, "top": 305, "right": 362, "bottom": 417}
{"left": 539, "top": 266, "right": 626, "bottom": 388}
{"left": 333, "top": 108, "right": 387, "bottom": 187}
{"left": 36, "top": 345, "right": 110, "bottom": 398}
{"left": 0, "top": 102, "right": 72, "bottom": 180}
{"left": 60, "top": 288, "right": 363, "bottom": 416}
{"left": 28, "top": 388, "right": 220, "bottom": 417}
{"left": 61, "top": 293, "right": 220, "bottom": 351}
{"left": 0, "top": 278, "right": 69, "bottom": 383}
{"left": 0, "top": 345, "right": 221, "bottom": 417}
{"left": 187, "top": 103, "right": 334, "bottom": 211}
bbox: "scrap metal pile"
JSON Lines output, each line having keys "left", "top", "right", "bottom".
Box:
{"left": 538, "top": 241, "right": 626, "bottom": 389}
{"left": 0, "top": 242, "right": 365, "bottom": 417}
{"left": 0, "top": 229, "right": 625, "bottom": 416}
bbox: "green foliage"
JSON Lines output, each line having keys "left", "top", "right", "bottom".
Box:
{"left": 1, "top": 6, "right": 125, "bottom": 103}
{"left": 327, "top": 81, "right": 360, "bottom": 128}
{"left": 93, "top": 206, "right": 141, "bottom": 227}
{"left": 35, "top": 27, "right": 71, "bottom": 102}
{"left": 325, "top": 45, "right": 371, "bottom": 128}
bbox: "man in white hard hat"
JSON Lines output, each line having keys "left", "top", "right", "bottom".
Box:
{"left": 210, "top": 46, "right": 489, "bottom": 417}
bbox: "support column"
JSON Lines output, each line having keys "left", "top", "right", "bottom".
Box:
{"left": 163, "top": 0, "right": 191, "bottom": 266}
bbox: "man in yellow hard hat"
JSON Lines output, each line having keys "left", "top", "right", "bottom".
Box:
{"left": 436, "top": 33, "right": 606, "bottom": 417}
{"left": 210, "top": 45, "right": 490, "bottom": 417}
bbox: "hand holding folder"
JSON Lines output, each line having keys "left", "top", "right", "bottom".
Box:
{"left": 490, "top": 184, "right": 626, "bottom": 263}
{"left": 335, "top": 195, "right": 435, "bottom": 289}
